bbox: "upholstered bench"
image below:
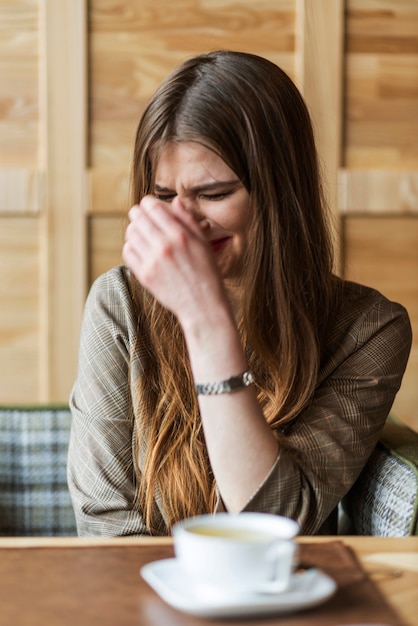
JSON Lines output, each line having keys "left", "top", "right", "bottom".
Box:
{"left": 0, "top": 406, "right": 76, "bottom": 536}
{"left": 0, "top": 406, "right": 417, "bottom": 537}
{"left": 342, "top": 414, "right": 418, "bottom": 536}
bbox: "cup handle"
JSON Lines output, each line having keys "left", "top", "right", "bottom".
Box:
{"left": 260, "top": 540, "right": 298, "bottom": 593}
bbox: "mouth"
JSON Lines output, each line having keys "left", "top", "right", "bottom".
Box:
{"left": 209, "top": 237, "right": 230, "bottom": 252}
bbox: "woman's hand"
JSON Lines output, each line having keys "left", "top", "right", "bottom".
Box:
{"left": 123, "top": 194, "right": 279, "bottom": 514}
{"left": 123, "top": 195, "right": 228, "bottom": 329}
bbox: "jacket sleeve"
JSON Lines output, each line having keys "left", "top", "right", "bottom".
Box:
{"left": 67, "top": 266, "right": 153, "bottom": 536}
{"left": 241, "top": 292, "right": 412, "bottom": 534}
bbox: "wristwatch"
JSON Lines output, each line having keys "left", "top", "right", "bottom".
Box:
{"left": 194, "top": 370, "right": 255, "bottom": 395}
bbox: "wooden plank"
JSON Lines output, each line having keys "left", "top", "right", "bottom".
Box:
{"left": 89, "top": 0, "right": 295, "bottom": 33}
{"left": 38, "top": 0, "right": 88, "bottom": 402}
{"left": 339, "top": 170, "right": 418, "bottom": 213}
{"left": 0, "top": 216, "right": 39, "bottom": 402}
{"left": 345, "top": 1, "right": 418, "bottom": 169}
{"left": 89, "top": 168, "right": 131, "bottom": 214}
{"left": 343, "top": 48, "right": 418, "bottom": 168}
{"left": 347, "top": 0, "right": 418, "bottom": 52}
{"left": 89, "top": 0, "right": 296, "bottom": 167}
{"left": 343, "top": 215, "right": 418, "bottom": 431}
{"left": 295, "top": 0, "right": 344, "bottom": 271}
{"left": 89, "top": 216, "right": 124, "bottom": 285}
{"left": 0, "top": 0, "right": 39, "bottom": 167}
{"left": 0, "top": 169, "right": 44, "bottom": 213}
{"left": 295, "top": 0, "right": 344, "bottom": 189}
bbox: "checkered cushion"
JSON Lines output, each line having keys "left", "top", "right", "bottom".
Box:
{"left": 343, "top": 415, "right": 418, "bottom": 536}
{"left": 0, "top": 407, "right": 77, "bottom": 536}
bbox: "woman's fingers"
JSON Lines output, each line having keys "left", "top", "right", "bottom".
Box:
{"left": 122, "top": 195, "right": 218, "bottom": 318}
{"left": 125, "top": 199, "right": 191, "bottom": 272}
{"left": 125, "top": 196, "right": 209, "bottom": 266}
{"left": 129, "top": 196, "right": 207, "bottom": 243}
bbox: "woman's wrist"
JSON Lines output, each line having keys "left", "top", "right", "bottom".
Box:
{"left": 195, "top": 370, "right": 255, "bottom": 395}
{"left": 182, "top": 308, "right": 248, "bottom": 383}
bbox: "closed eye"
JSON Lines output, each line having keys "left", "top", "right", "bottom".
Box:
{"left": 154, "top": 193, "right": 176, "bottom": 202}
{"left": 153, "top": 191, "right": 231, "bottom": 202}
{"left": 200, "top": 192, "right": 230, "bottom": 201}
{"left": 153, "top": 180, "right": 242, "bottom": 202}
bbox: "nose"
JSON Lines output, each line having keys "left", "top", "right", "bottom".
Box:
{"left": 178, "top": 195, "right": 208, "bottom": 226}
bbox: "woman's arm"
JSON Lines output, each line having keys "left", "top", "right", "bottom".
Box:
{"left": 242, "top": 289, "right": 412, "bottom": 533}
{"left": 183, "top": 308, "right": 280, "bottom": 513}
{"left": 123, "top": 197, "right": 279, "bottom": 512}
{"left": 67, "top": 267, "right": 157, "bottom": 536}
{"left": 123, "top": 198, "right": 412, "bottom": 532}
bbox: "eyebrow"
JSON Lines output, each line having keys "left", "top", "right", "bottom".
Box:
{"left": 154, "top": 179, "right": 241, "bottom": 194}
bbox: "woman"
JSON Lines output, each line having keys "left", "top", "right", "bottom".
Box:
{"left": 67, "top": 50, "right": 412, "bottom": 536}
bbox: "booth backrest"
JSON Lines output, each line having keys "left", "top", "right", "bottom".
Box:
{"left": 342, "top": 414, "right": 418, "bottom": 536}
{"left": 0, "top": 406, "right": 76, "bottom": 536}
{"left": 0, "top": 407, "right": 417, "bottom": 537}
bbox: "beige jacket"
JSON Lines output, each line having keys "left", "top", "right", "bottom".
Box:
{"left": 67, "top": 266, "right": 412, "bottom": 536}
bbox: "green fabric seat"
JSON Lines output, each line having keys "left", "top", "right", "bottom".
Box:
{"left": 342, "top": 414, "right": 418, "bottom": 536}
{"left": 0, "top": 406, "right": 77, "bottom": 536}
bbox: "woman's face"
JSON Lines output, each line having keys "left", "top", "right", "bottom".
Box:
{"left": 153, "top": 141, "right": 251, "bottom": 285}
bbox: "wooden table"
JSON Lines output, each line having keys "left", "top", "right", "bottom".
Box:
{"left": 0, "top": 536, "right": 416, "bottom": 626}
{"left": 300, "top": 536, "right": 418, "bottom": 625}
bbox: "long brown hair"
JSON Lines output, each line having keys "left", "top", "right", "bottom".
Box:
{"left": 129, "top": 50, "right": 336, "bottom": 533}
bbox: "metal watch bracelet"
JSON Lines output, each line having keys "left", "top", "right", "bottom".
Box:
{"left": 194, "top": 370, "right": 255, "bottom": 395}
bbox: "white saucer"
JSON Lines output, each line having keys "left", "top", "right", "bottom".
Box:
{"left": 140, "top": 558, "right": 337, "bottom": 618}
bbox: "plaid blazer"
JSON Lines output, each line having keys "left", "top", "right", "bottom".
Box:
{"left": 67, "top": 266, "right": 412, "bottom": 537}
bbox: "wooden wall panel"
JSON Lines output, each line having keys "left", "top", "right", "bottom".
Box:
{"left": 89, "top": 0, "right": 296, "bottom": 168}
{"left": 339, "top": 171, "right": 418, "bottom": 214}
{"left": 0, "top": 0, "right": 417, "bottom": 431}
{"left": 88, "top": 0, "right": 298, "bottom": 279}
{"left": 0, "top": 1, "right": 41, "bottom": 402}
{"left": 0, "top": 0, "right": 39, "bottom": 167}
{"left": 345, "top": 0, "right": 418, "bottom": 168}
{"left": 89, "top": 168, "right": 131, "bottom": 214}
{"left": 342, "top": 1, "right": 418, "bottom": 429}
{"left": 0, "top": 169, "right": 44, "bottom": 214}
{"left": 89, "top": 216, "right": 125, "bottom": 284}
{"left": 38, "top": 0, "right": 88, "bottom": 402}
{"left": 343, "top": 216, "right": 418, "bottom": 429}
{"left": 296, "top": 0, "right": 344, "bottom": 268}
{"left": 0, "top": 1, "right": 88, "bottom": 403}
{"left": 0, "top": 217, "right": 39, "bottom": 402}
{"left": 0, "top": 0, "right": 41, "bottom": 214}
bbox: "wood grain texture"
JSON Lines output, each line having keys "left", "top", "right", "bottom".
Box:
{"left": 39, "top": 0, "right": 88, "bottom": 402}
{"left": 347, "top": 0, "right": 418, "bottom": 53}
{"left": 0, "top": 0, "right": 39, "bottom": 167}
{"left": 89, "top": 215, "right": 125, "bottom": 284}
{"left": 89, "top": 167, "right": 131, "bottom": 214}
{"left": 295, "top": 0, "right": 344, "bottom": 272}
{"left": 0, "top": 0, "right": 417, "bottom": 423}
{"left": 0, "top": 542, "right": 407, "bottom": 626}
{"left": 345, "top": 1, "right": 418, "bottom": 168}
{"left": 0, "top": 168, "right": 44, "bottom": 213}
{"left": 89, "top": 0, "right": 296, "bottom": 167}
{"left": 339, "top": 170, "right": 418, "bottom": 213}
{"left": 0, "top": 537, "right": 415, "bottom": 625}
{"left": 0, "top": 216, "right": 39, "bottom": 402}
{"left": 343, "top": 215, "right": 418, "bottom": 430}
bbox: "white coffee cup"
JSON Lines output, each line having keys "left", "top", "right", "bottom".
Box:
{"left": 172, "top": 512, "right": 299, "bottom": 597}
